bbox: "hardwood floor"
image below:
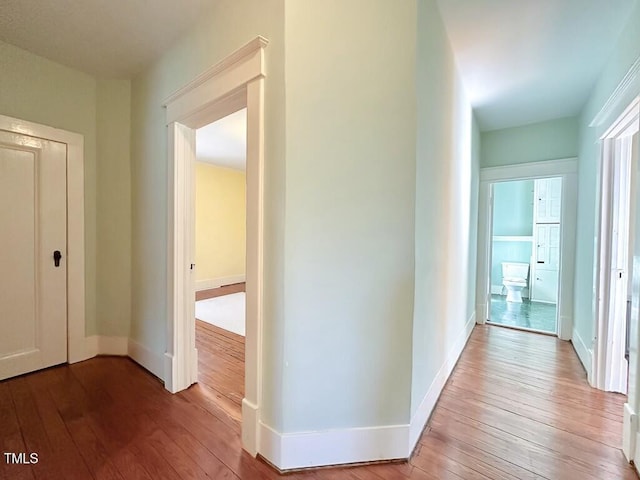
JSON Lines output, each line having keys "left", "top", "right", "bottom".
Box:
{"left": 1, "top": 325, "right": 637, "bottom": 479}
{"left": 196, "top": 319, "right": 244, "bottom": 421}
{"left": 195, "top": 284, "right": 246, "bottom": 420}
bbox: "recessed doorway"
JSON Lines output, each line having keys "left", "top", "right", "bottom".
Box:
{"left": 487, "top": 177, "right": 562, "bottom": 335}
{"left": 193, "top": 109, "right": 247, "bottom": 420}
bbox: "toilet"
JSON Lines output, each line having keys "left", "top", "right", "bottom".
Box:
{"left": 501, "top": 262, "right": 530, "bottom": 303}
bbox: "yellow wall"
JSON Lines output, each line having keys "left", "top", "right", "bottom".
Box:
{"left": 195, "top": 162, "right": 246, "bottom": 283}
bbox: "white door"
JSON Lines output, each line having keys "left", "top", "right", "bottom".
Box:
{"left": 532, "top": 223, "right": 560, "bottom": 303}
{"left": 0, "top": 130, "right": 67, "bottom": 380}
{"left": 535, "top": 177, "right": 562, "bottom": 223}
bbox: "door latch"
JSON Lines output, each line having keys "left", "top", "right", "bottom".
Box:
{"left": 53, "top": 250, "right": 62, "bottom": 267}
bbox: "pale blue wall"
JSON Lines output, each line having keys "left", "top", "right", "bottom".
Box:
{"left": 493, "top": 180, "right": 534, "bottom": 236}
{"left": 481, "top": 116, "right": 579, "bottom": 167}
{"left": 411, "top": 0, "right": 477, "bottom": 416}
{"left": 491, "top": 180, "right": 534, "bottom": 286}
{"left": 573, "top": 1, "right": 640, "bottom": 366}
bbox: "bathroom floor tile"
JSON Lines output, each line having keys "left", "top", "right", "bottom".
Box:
{"left": 488, "top": 295, "right": 557, "bottom": 334}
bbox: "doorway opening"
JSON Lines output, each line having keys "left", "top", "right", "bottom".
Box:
{"left": 164, "top": 37, "right": 268, "bottom": 455}
{"left": 476, "top": 158, "right": 578, "bottom": 342}
{"left": 193, "top": 109, "right": 247, "bottom": 420}
{"left": 594, "top": 97, "right": 640, "bottom": 395}
{"left": 487, "top": 177, "right": 562, "bottom": 335}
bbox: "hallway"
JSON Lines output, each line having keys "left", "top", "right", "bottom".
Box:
{"left": 0, "top": 326, "right": 635, "bottom": 479}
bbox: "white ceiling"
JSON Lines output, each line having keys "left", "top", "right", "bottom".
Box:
{"left": 1, "top": 1, "right": 635, "bottom": 132}
{"left": 437, "top": 0, "right": 638, "bottom": 131}
{"left": 0, "top": 0, "right": 209, "bottom": 77}
{"left": 196, "top": 109, "right": 247, "bottom": 171}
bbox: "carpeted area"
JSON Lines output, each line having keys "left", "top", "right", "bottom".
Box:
{"left": 195, "top": 292, "right": 245, "bottom": 336}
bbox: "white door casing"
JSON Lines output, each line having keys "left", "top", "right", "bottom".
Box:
{"left": 163, "top": 37, "right": 268, "bottom": 456}
{"left": 0, "top": 132, "right": 67, "bottom": 379}
{"left": 0, "top": 115, "right": 86, "bottom": 371}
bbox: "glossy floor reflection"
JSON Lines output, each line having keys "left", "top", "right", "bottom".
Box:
{"left": 489, "top": 294, "right": 557, "bottom": 333}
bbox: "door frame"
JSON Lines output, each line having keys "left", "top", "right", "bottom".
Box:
{"left": 162, "top": 36, "right": 268, "bottom": 456}
{"left": 594, "top": 97, "right": 640, "bottom": 393}
{"left": 476, "top": 158, "right": 578, "bottom": 340}
{"left": 0, "top": 114, "right": 85, "bottom": 364}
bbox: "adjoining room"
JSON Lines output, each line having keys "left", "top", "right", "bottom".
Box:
{"left": 488, "top": 177, "right": 562, "bottom": 334}
{"left": 193, "top": 108, "right": 247, "bottom": 419}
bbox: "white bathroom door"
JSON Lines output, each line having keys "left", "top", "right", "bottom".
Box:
{"left": 532, "top": 223, "right": 560, "bottom": 303}
{"left": 535, "top": 178, "right": 562, "bottom": 223}
{"left": 0, "top": 130, "right": 68, "bottom": 380}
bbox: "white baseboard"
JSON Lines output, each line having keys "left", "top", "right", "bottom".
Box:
{"left": 635, "top": 431, "right": 640, "bottom": 476}
{"left": 259, "top": 422, "right": 408, "bottom": 471}
{"left": 128, "top": 338, "right": 164, "bottom": 380}
{"left": 196, "top": 275, "right": 246, "bottom": 292}
{"left": 624, "top": 403, "right": 637, "bottom": 461}
{"left": 84, "top": 335, "right": 128, "bottom": 357}
{"left": 243, "top": 398, "right": 260, "bottom": 456}
{"left": 408, "top": 312, "right": 476, "bottom": 451}
{"left": 571, "top": 328, "right": 592, "bottom": 381}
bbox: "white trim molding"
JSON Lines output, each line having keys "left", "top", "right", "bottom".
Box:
{"left": 128, "top": 338, "right": 165, "bottom": 380}
{"left": 624, "top": 402, "right": 637, "bottom": 462}
{"left": 480, "top": 157, "right": 577, "bottom": 182}
{"left": 163, "top": 36, "right": 268, "bottom": 457}
{"left": 571, "top": 328, "right": 593, "bottom": 383}
{"left": 259, "top": 422, "right": 408, "bottom": 471}
{"left": 408, "top": 313, "right": 476, "bottom": 451}
{"left": 590, "top": 55, "right": 640, "bottom": 128}
{"left": 0, "top": 114, "right": 86, "bottom": 365}
{"left": 84, "top": 336, "right": 128, "bottom": 357}
{"left": 258, "top": 314, "right": 476, "bottom": 471}
{"left": 195, "top": 275, "right": 246, "bottom": 292}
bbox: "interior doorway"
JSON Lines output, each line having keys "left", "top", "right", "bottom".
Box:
{"left": 193, "top": 109, "right": 248, "bottom": 420}
{"left": 164, "top": 37, "right": 267, "bottom": 455}
{"left": 476, "top": 158, "right": 578, "bottom": 342}
{"left": 487, "top": 177, "right": 562, "bottom": 335}
{"left": 594, "top": 97, "right": 640, "bottom": 395}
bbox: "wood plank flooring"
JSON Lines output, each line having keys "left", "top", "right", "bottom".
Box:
{"left": 195, "top": 320, "right": 244, "bottom": 421}
{"left": 1, "top": 324, "right": 637, "bottom": 479}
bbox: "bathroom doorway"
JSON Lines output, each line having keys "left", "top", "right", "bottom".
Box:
{"left": 487, "top": 177, "right": 562, "bottom": 335}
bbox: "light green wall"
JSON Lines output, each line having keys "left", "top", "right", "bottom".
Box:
{"left": 130, "top": 0, "right": 286, "bottom": 429}
{"left": 573, "top": 1, "right": 640, "bottom": 365}
{"left": 490, "top": 180, "right": 534, "bottom": 286}
{"left": 481, "top": 116, "right": 579, "bottom": 167}
{"left": 467, "top": 117, "right": 481, "bottom": 322}
{"left": 492, "top": 180, "right": 534, "bottom": 236}
{"left": 412, "top": 0, "right": 477, "bottom": 415}
{"left": 0, "top": 41, "right": 132, "bottom": 338}
{"left": 96, "top": 79, "right": 132, "bottom": 337}
{"left": 283, "top": 0, "right": 417, "bottom": 431}
{"left": 129, "top": 0, "right": 480, "bottom": 437}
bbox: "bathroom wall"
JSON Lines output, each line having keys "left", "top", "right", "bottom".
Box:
{"left": 491, "top": 179, "right": 534, "bottom": 290}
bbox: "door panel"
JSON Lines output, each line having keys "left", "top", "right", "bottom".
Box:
{"left": 532, "top": 269, "right": 559, "bottom": 304}
{"left": 0, "top": 131, "right": 67, "bottom": 380}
